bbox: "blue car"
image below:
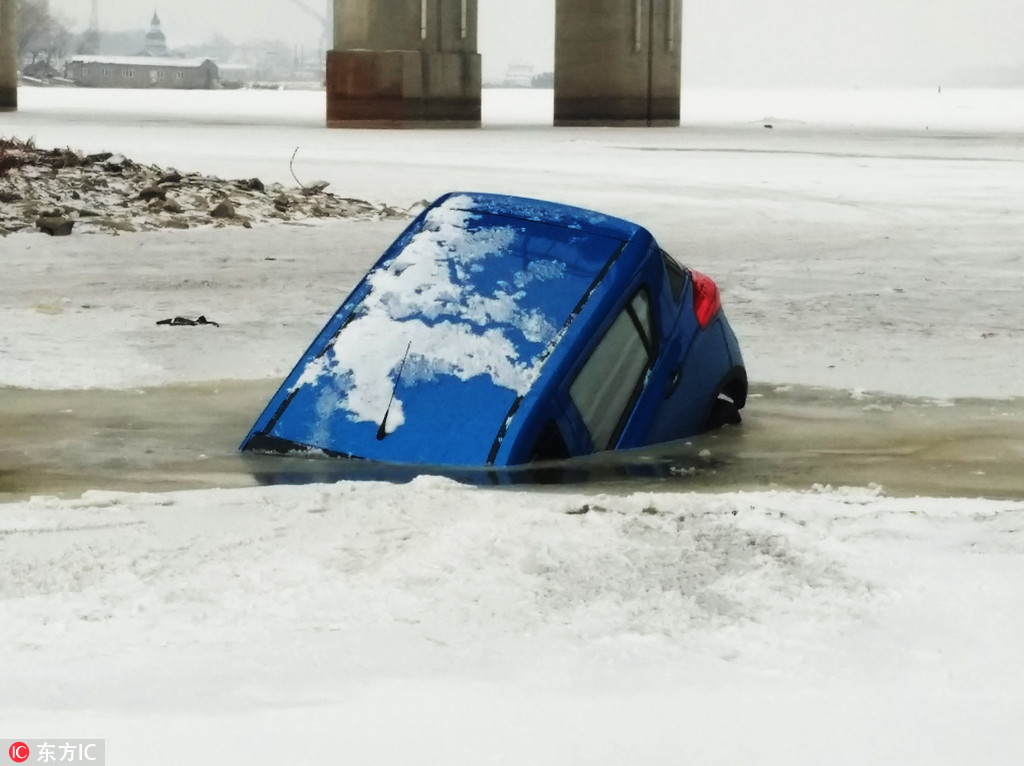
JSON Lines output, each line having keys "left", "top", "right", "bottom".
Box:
{"left": 241, "top": 192, "right": 746, "bottom": 467}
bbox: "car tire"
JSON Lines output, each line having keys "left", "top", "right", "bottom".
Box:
{"left": 703, "top": 395, "right": 742, "bottom": 432}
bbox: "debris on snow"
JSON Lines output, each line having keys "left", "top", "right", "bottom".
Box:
{"left": 0, "top": 136, "right": 408, "bottom": 236}
{"left": 155, "top": 315, "right": 221, "bottom": 327}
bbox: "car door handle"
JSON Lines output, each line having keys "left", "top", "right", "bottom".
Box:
{"left": 664, "top": 364, "right": 683, "bottom": 397}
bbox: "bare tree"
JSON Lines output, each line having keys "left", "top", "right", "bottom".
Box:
{"left": 17, "top": 0, "right": 70, "bottom": 67}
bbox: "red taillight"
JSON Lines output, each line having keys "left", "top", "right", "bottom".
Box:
{"left": 690, "top": 270, "right": 721, "bottom": 329}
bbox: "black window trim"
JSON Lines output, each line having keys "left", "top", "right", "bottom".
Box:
{"left": 625, "top": 290, "right": 656, "bottom": 356}
{"left": 661, "top": 249, "right": 688, "bottom": 303}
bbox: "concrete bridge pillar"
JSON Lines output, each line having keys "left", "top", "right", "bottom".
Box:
{"left": 0, "top": 0, "right": 17, "bottom": 111}
{"left": 327, "top": 0, "right": 481, "bottom": 127}
{"left": 555, "top": 0, "right": 682, "bottom": 126}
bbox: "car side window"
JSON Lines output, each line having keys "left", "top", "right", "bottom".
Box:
{"left": 569, "top": 289, "right": 655, "bottom": 451}
{"left": 662, "top": 250, "right": 687, "bottom": 303}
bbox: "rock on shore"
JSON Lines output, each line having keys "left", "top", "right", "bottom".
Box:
{"left": 0, "top": 137, "right": 414, "bottom": 236}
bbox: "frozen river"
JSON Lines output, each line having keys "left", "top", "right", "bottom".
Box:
{"left": 2, "top": 86, "right": 1023, "bottom": 766}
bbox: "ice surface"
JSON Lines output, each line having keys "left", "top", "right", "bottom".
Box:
{"left": 1, "top": 87, "right": 1023, "bottom": 764}
{"left": 2, "top": 88, "right": 1022, "bottom": 398}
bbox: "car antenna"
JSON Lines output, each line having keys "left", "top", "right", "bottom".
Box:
{"left": 376, "top": 341, "right": 413, "bottom": 440}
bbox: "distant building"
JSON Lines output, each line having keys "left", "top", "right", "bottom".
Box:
{"left": 502, "top": 63, "right": 535, "bottom": 88}
{"left": 531, "top": 71, "right": 554, "bottom": 89}
{"left": 65, "top": 56, "right": 220, "bottom": 89}
{"left": 65, "top": 9, "right": 219, "bottom": 89}
{"left": 144, "top": 13, "right": 169, "bottom": 57}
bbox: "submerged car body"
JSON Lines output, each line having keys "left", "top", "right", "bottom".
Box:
{"left": 241, "top": 192, "right": 746, "bottom": 467}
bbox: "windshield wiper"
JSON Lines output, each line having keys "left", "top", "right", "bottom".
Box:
{"left": 376, "top": 341, "right": 413, "bottom": 440}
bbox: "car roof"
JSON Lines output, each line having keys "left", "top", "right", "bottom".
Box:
{"left": 243, "top": 192, "right": 653, "bottom": 466}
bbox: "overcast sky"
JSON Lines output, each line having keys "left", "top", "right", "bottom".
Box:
{"left": 49, "top": 0, "right": 1024, "bottom": 86}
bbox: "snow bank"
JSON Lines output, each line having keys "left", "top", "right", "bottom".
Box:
{"left": 2, "top": 479, "right": 1022, "bottom": 763}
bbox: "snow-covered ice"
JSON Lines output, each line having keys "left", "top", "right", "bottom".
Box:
{"left": 3, "top": 88, "right": 1022, "bottom": 398}
{"left": 1, "top": 87, "right": 1023, "bottom": 764}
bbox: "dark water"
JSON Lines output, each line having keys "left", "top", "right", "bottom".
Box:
{"left": 1, "top": 381, "right": 1021, "bottom": 502}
